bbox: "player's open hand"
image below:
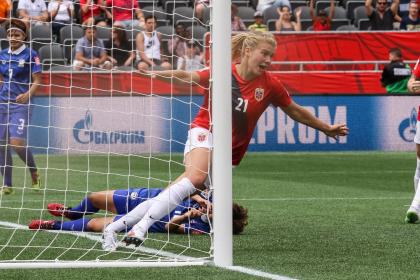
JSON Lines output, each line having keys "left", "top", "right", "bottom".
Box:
{"left": 324, "top": 124, "right": 349, "bottom": 140}
{"left": 16, "top": 92, "right": 30, "bottom": 104}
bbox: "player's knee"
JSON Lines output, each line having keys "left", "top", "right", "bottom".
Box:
{"left": 87, "top": 192, "right": 102, "bottom": 208}
{"left": 416, "top": 149, "right": 420, "bottom": 160}
{"left": 9, "top": 138, "right": 25, "bottom": 148}
{"left": 86, "top": 218, "right": 104, "bottom": 232}
{"left": 187, "top": 173, "right": 208, "bottom": 187}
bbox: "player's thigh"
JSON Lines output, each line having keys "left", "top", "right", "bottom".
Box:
{"left": 415, "top": 122, "right": 420, "bottom": 158}
{"left": 87, "top": 217, "right": 115, "bottom": 232}
{"left": 8, "top": 111, "right": 30, "bottom": 146}
{"left": 88, "top": 190, "right": 117, "bottom": 213}
{"left": 0, "top": 113, "right": 9, "bottom": 144}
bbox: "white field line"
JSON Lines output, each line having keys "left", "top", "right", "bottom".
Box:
{"left": 0, "top": 221, "right": 296, "bottom": 280}
{"left": 0, "top": 197, "right": 411, "bottom": 204}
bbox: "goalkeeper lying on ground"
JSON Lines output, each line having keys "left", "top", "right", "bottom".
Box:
{"left": 28, "top": 187, "right": 248, "bottom": 235}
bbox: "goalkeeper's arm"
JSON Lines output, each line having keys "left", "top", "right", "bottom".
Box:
{"left": 141, "top": 70, "right": 201, "bottom": 86}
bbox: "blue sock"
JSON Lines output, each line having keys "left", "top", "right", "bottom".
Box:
{"left": 68, "top": 198, "right": 100, "bottom": 219}
{"left": 14, "top": 146, "right": 37, "bottom": 174}
{"left": 53, "top": 218, "right": 91, "bottom": 231}
{"left": 0, "top": 144, "right": 13, "bottom": 187}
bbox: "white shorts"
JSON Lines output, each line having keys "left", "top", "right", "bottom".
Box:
{"left": 415, "top": 121, "right": 420, "bottom": 144}
{"left": 183, "top": 127, "right": 213, "bottom": 156}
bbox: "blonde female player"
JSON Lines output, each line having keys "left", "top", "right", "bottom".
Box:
{"left": 102, "top": 31, "right": 349, "bottom": 251}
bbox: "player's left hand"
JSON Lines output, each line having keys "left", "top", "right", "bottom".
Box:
{"left": 16, "top": 92, "right": 30, "bottom": 104}
{"left": 324, "top": 124, "right": 349, "bottom": 140}
{"left": 410, "top": 80, "right": 420, "bottom": 93}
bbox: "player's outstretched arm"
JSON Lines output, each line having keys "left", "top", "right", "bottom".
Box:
{"left": 408, "top": 75, "right": 420, "bottom": 93}
{"left": 139, "top": 69, "right": 201, "bottom": 86}
{"left": 282, "top": 101, "right": 349, "bottom": 140}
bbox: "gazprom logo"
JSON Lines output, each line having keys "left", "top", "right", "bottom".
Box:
{"left": 399, "top": 108, "right": 417, "bottom": 142}
{"left": 73, "top": 110, "right": 145, "bottom": 144}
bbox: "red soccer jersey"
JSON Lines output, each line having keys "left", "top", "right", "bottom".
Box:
{"left": 193, "top": 65, "right": 292, "bottom": 166}
{"left": 106, "top": 0, "right": 138, "bottom": 21}
{"left": 80, "top": 0, "right": 102, "bottom": 23}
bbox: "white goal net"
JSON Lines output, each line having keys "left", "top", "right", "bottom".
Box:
{"left": 0, "top": 0, "right": 232, "bottom": 268}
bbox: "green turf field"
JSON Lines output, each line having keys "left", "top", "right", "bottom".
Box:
{"left": 0, "top": 151, "right": 419, "bottom": 280}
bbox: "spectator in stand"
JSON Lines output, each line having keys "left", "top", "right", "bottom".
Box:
{"left": 231, "top": 4, "right": 247, "bottom": 31}
{"left": 310, "top": 0, "right": 335, "bottom": 31}
{"left": 18, "top": 0, "right": 49, "bottom": 26}
{"left": 257, "top": 0, "right": 291, "bottom": 12}
{"left": 194, "top": 0, "right": 210, "bottom": 21}
{"left": 248, "top": 11, "right": 268, "bottom": 32}
{"left": 275, "top": 6, "right": 302, "bottom": 31}
{"left": 380, "top": 48, "right": 412, "bottom": 93}
{"left": 365, "top": 0, "right": 399, "bottom": 30}
{"left": 135, "top": 15, "right": 171, "bottom": 71}
{"left": 106, "top": 0, "right": 145, "bottom": 30}
{"left": 168, "top": 23, "right": 190, "bottom": 59}
{"left": 105, "top": 23, "right": 135, "bottom": 68}
{"left": 80, "top": 0, "right": 111, "bottom": 27}
{"left": 73, "top": 25, "right": 111, "bottom": 70}
{"left": 177, "top": 40, "right": 203, "bottom": 71}
{"left": 400, "top": 1, "right": 420, "bottom": 30}
{"left": 248, "top": 11, "right": 268, "bottom": 31}
{"left": 0, "top": 0, "right": 11, "bottom": 25}
{"left": 48, "top": 0, "right": 74, "bottom": 42}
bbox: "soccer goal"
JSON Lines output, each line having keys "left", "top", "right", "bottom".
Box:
{"left": 0, "top": 0, "right": 231, "bottom": 268}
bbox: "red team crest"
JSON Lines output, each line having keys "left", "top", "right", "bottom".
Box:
{"left": 254, "top": 88, "right": 264, "bottom": 102}
{"left": 197, "top": 133, "right": 207, "bottom": 142}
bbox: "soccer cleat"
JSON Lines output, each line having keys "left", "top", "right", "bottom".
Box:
{"left": 31, "top": 172, "right": 41, "bottom": 191}
{"left": 28, "top": 220, "right": 55, "bottom": 230}
{"left": 405, "top": 211, "right": 419, "bottom": 224}
{"left": 48, "top": 203, "right": 71, "bottom": 218}
{"left": 1, "top": 186, "right": 14, "bottom": 195}
{"left": 123, "top": 235, "right": 145, "bottom": 247}
{"left": 102, "top": 228, "right": 118, "bottom": 252}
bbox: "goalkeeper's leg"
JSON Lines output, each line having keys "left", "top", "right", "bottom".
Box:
{"left": 127, "top": 147, "right": 210, "bottom": 241}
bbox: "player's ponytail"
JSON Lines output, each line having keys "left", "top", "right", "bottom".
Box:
{"left": 231, "top": 31, "right": 277, "bottom": 62}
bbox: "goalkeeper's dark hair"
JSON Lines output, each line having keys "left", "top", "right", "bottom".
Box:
{"left": 232, "top": 203, "right": 248, "bottom": 235}
{"left": 5, "top": 18, "right": 27, "bottom": 37}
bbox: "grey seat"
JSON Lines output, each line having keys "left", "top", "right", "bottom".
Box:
{"left": 295, "top": 6, "right": 311, "bottom": 20}
{"left": 331, "top": 19, "right": 351, "bottom": 29}
{"left": 237, "top": 6, "right": 256, "bottom": 27}
{"left": 336, "top": 24, "right": 358, "bottom": 30}
{"left": 346, "top": 1, "right": 365, "bottom": 21}
{"left": 187, "top": 25, "right": 208, "bottom": 44}
{"left": 59, "top": 25, "right": 84, "bottom": 44}
{"left": 96, "top": 26, "right": 111, "bottom": 40}
{"left": 173, "top": 6, "right": 195, "bottom": 26}
{"left": 263, "top": 6, "right": 278, "bottom": 24}
{"left": 353, "top": 6, "right": 369, "bottom": 28}
{"left": 232, "top": 0, "right": 251, "bottom": 7}
{"left": 156, "top": 25, "right": 175, "bottom": 37}
{"left": 201, "top": 7, "right": 211, "bottom": 25}
{"left": 38, "top": 44, "right": 67, "bottom": 70}
{"left": 30, "top": 24, "right": 54, "bottom": 51}
{"left": 162, "top": 0, "right": 190, "bottom": 14}
{"left": 137, "top": 0, "right": 159, "bottom": 9}
{"left": 143, "top": 6, "right": 169, "bottom": 26}
{"left": 325, "top": 6, "right": 347, "bottom": 19}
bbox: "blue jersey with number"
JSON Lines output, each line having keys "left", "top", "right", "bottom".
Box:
{"left": 0, "top": 45, "right": 41, "bottom": 113}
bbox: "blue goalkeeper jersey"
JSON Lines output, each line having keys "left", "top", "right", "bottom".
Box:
{"left": 0, "top": 45, "right": 41, "bottom": 113}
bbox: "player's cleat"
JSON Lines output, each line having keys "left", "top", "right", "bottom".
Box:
{"left": 1, "top": 186, "right": 14, "bottom": 195}
{"left": 28, "top": 220, "right": 55, "bottom": 230}
{"left": 123, "top": 235, "right": 145, "bottom": 247}
{"left": 405, "top": 211, "right": 419, "bottom": 224}
{"left": 48, "top": 203, "right": 71, "bottom": 218}
{"left": 102, "top": 228, "right": 118, "bottom": 252}
{"left": 31, "top": 172, "right": 41, "bottom": 191}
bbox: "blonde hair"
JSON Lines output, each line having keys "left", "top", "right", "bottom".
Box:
{"left": 231, "top": 31, "right": 277, "bottom": 62}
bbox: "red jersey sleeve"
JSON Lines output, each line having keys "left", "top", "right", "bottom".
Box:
{"left": 269, "top": 75, "right": 292, "bottom": 107}
{"left": 196, "top": 67, "right": 210, "bottom": 88}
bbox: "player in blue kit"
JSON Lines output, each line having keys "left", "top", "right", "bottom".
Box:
{"left": 0, "top": 19, "right": 42, "bottom": 195}
{"left": 28, "top": 187, "right": 248, "bottom": 245}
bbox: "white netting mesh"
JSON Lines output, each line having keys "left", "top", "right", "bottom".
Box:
{"left": 0, "top": 0, "right": 214, "bottom": 266}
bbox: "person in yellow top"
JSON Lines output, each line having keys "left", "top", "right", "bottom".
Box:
{"left": 0, "top": 0, "right": 11, "bottom": 24}
{"left": 248, "top": 11, "right": 268, "bottom": 32}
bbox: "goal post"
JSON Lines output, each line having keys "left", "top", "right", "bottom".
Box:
{"left": 212, "top": 0, "right": 233, "bottom": 267}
